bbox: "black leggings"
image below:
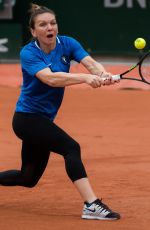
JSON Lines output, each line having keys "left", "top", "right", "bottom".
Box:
{"left": 0, "top": 112, "right": 87, "bottom": 187}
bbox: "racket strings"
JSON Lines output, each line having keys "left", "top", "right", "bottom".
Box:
{"left": 140, "top": 55, "right": 150, "bottom": 83}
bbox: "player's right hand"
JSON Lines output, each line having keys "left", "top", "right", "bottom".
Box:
{"left": 85, "top": 74, "right": 102, "bottom": 88}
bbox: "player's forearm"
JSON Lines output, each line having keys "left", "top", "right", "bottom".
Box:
{"left": 81, "top": 56, "right": 106, "bottom": 76}
{"left": 40, "top": 72, "right": 88, "bottom": 87}
{"left": 86, "top": 62, "right": 106, "bottom": 76}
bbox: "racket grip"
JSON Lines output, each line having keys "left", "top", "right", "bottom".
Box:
{"left": 112, "top": 75, "right": 121, "bottom": 81}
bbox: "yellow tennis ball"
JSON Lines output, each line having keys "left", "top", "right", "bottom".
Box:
{"left": 134, "top": 38, "right": 146, "bottom": 49}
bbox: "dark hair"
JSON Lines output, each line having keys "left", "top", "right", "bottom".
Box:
{"left": 29, "top": 4, "right": 56, "bottom": 29}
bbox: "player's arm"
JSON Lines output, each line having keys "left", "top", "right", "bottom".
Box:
{"left": 81, "top": 55, "right": 111, "bottom": 79}
{"left": 21, "top": 48, "right": 102, "bottom": 88}
{"left": 36, "top": 67, "right": 103, "bottom": 88}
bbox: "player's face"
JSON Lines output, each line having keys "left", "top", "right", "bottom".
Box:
{"left": 31, "top": 12, "right": 58, "bottom": 50}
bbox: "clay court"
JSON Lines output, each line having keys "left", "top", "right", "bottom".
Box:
{"left": 0, "top": 62, "right": 150, "bottom": 230}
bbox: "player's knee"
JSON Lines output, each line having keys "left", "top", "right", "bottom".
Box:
{"left": 70, "top": 141, "right": 81, "bottom": 157}
{"left": 24, "top": 181, "right": 38, "bottom": 188}
{"left": 64, "top": 140, "right": 81, "bottom": 161}
{"left": 23, "top": 178, "right": 39, "bottom": 188}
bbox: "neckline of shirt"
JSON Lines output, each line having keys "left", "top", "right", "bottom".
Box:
{"left": 34, "top": 36, "right": 60, "bottom": 51}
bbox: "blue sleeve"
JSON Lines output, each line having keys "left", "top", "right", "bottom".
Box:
{"left": 20, "top": 48, "right": 47, "bottom": 76}
{"left": 67, "top": 37, "right": 89, "bottom": 62}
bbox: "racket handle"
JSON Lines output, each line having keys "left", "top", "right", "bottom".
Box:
{"left": 101, "top": 74, "right": 120, "bottom": 86}
{"left": 112, "top": 75, "right": 121, "bottom": 81}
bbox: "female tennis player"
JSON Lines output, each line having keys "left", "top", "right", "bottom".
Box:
{"left": 0, "top": 4, "right": 120, "bottom": 220}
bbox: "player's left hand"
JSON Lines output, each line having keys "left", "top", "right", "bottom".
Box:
{"left": 100, "top": 72, "right": 120, "bottom": 85}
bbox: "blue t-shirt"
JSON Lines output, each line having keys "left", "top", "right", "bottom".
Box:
{"left": 16, "top": 35, "right": 89, "bottom": 120}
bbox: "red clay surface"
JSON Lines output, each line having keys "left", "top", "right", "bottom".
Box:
{"left": 0, "top": 63, "right": 150, "bottom": 230}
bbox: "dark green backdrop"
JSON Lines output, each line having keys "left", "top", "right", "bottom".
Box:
{"left": 0, "top": 0, "right": 4, "bottom": 10}
{"left": 0, "top": 0, "right": 149, "bottom": 59}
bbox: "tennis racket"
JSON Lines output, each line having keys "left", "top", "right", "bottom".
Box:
{"left": 111, "top": 50, "right": 150, "bottom": 85}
